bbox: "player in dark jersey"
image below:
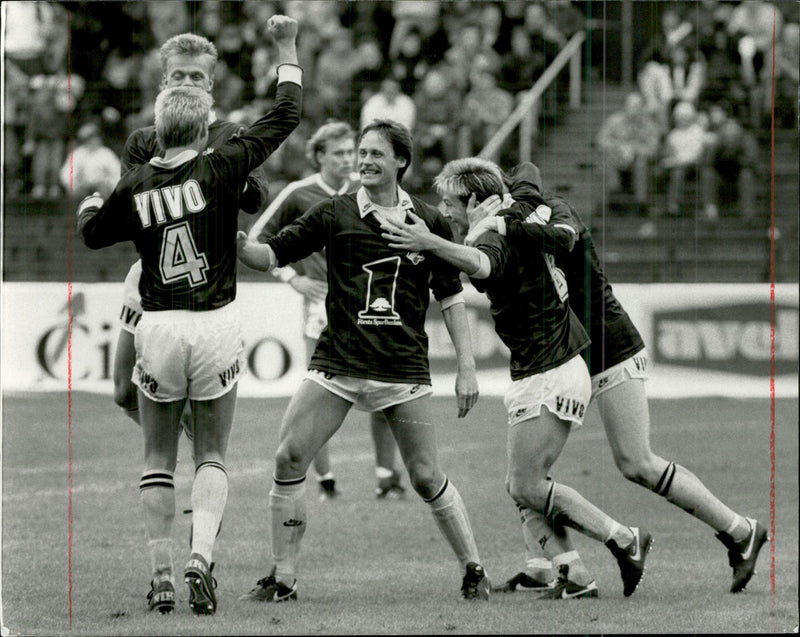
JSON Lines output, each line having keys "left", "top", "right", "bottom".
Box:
{"left": 472, "top": 164, "right": 768, "bottom": 595}
{"left": 113, "top": 30, "right": 269, "bottom": 430}
{"left": 77, "top": 16, "right": 302, "bottom": 616}
{"left": 248, "top": 119, "right": 405, "bottom": 502}
{"left": 236, "top": 120, "right": 490, "bottom": 602}
{"left": 381, "top": 158, "right": 654, "bottom": 599}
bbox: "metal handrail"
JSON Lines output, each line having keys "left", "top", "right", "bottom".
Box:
{"left": 478, "top": 31, "right": 586, "bottom": 161}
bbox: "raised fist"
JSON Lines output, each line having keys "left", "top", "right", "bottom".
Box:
{"left": 266, "top": 15, "right": 298, "bottom": 43}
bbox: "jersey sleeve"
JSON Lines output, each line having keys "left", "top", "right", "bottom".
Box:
{"left": 209, "top": 76, "right": 302, "bottom": 190}
{"left": 119, "top": 260, "right": 143, "bottom": 334}
{"left": 502, "top": 191, "right": 580, "bottom": 257}
{"left": 424, "top": 205, "right": 465, "bottom": 301}
{"left": 77, "top": 184, "right": 134, "bottom": 249}
{"left": 266, "top": 198, "right": 329, "bottom": 266}
{"left": 472, "top": 231, "right": 509, "bottom": 283}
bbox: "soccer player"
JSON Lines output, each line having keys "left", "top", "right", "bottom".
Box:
{"left": 468, "top": 164, "right": 769, "bottom": 595}
{"left": 77, "top": 15, "right": 302, "bottom": 616}
{"left": 247, "top": 119, "right": 405, "bottom": 501}
{"left": 381, "top": 158, "right": 654, "bottom": 599}
{"left": 113, "top": 30, "right": 269, "bottom": 431}
{"left": 236, "top": 119, "right": 491, "bottom": 602}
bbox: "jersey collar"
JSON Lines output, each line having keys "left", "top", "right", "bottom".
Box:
{"left": 315, "top": 173, "right": 355, "bottom": 196}
{"left": 149, "top": 149, "right": 199, "bottom": 168}
{"left": 356, "top": 186, "right": 415, "bottom": 219}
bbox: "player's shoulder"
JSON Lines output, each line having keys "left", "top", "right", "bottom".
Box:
{"left": 408, "top": 195, "right": 439, "bottom": 219}
{"left": 126, "top": 125, "right": 156, "bottom": 146}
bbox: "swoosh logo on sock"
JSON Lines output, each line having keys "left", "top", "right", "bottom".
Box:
{"left": 740, "top": 519, "right": 757, "bottom": 560}
{"left": 628, "top": 528, "right": 640, "bottom": 560}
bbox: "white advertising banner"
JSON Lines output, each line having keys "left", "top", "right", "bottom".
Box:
{"left": 2, "top": 282, "right": 797, "bottom": 399}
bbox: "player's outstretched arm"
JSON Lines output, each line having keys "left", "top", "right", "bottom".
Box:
{"left": 381, "top": 212, "right": 491, "bottom": 279}
{"left": 236, "top": 230, "right": 276, "bottom": 271}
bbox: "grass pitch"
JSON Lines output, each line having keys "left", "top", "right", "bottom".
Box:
{"left": 2, "top": 391, "right": 798, "bottom": 635}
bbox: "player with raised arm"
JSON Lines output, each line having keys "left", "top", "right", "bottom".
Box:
{"left": 77, "top": 15, "right": 302, "bottom": 616}
{"left": 471, "top": 164, "right": 769, "bottom": 595}
{"left": 113, "top": 30, "right": 269, "bottom": 433}
{"left": 236, "top": 119, "right": 490, "bottom": 602}
{"left": 247, "top": 120, "right": 406, "bottom": 501}
{"left": 381, "top": 158, "right": 654, "bottom": 599}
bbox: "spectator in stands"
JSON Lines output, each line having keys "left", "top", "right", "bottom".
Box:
{"left": 3, "top": 61, "right": 29, "bottom": 198}
{"left": 412, "top": 67, "right": 460, "bottom": 182}
{"left": 701, "top": 109, "right": 759, "bottom": 223}
{"left": 727, "top": 0, "right": 783, "bottom": 127}
{"left": 463, "top": 54, "right": 514, "bottom": 155}
{"left": 441, "top": 23, "right": 497, "bottom": 95}
{"left": 59, "top": 122, "right": 121, "bottom": 201}
{"left": 499, "top": 24, "right": 546, "bottom": 95}
{"left": 360, "top": 78, "right": 416, "bottom": 132}
{"left": 349, "top": 38, "right": 386, "bottom": 124}
{"left": 667, "top": 45, "right": 706, "bottom": 108}
{"left": 389, "top": 26, "right": 431, "bottom": 97}
{"left": 596, "top": 92, "right": 662, "bottom": 215}
{"left": 213, "top": 59, "right": 245, "bottom": 118}
{"left": 523, "top": 2, "right": 568, "bottom": 117}
{"left": 661, "top": 100, "right": 712, "bottom": 218}
{"left": 698, "top": 26, "right": 749, "bottom": 118}
{"left": 24, "top": 68, "right": 85, "bottom": 200}
{"left": 314, "top": 28, "right": 360, "bottom": 122}
{"left": 764, "top": 21, "right": 799, "bottom": 129}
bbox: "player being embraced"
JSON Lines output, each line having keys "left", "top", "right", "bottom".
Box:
{"left": 236, "top": 119, "right": 491, "bottom": 602}
{"left": 469, "top": 164, "right": 769, "bottom": 595}
{"left": 113, "top": 29, "right": 270, "bottom": 433}
{"left": 77, "top": 15, "right": 302, "bottom": 617}
{"left": 381, "top": 158, "right": 654, "bottom": 599}
{"left": 247, "top": 119, "right": 406, "bottom": 501}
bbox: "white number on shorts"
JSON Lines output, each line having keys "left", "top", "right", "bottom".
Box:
{"left": 159, "top": 222, "right": 209, "bottom": 287}
{"left": 543, "top": 253, "right": 569, "bottom": 303}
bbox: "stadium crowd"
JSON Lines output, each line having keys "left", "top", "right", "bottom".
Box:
{"left": 5, "top": 0, "right": 585, "bottom": 202}
{"left": 6, "top": 1, "right": 796, "bottom": 217}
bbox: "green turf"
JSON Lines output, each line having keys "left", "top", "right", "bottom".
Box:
{"left": 2, "top": 392, "right": 798, "bottom": 635}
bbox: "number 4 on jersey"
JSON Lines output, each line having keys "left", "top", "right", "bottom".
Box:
{"left": 160, "top": 222, "right": 209, "bottom": 287}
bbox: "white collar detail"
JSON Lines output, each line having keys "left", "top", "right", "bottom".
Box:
{"left": 149, "top": 149, "right": 199, "bottom": 168}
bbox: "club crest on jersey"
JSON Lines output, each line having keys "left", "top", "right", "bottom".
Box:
{"left": 406, "top": 251, "right": 425, "bottom": 265}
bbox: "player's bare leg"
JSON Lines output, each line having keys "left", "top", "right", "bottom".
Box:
{"left": 138, "top": 393, "right": 184, "bottom": 613}
{"left": 371, "top": 411, "right": 405, "bottom": 499}
{"left": 303, "top": 336, "right": 338, "bottom": 499}
{"left": 597, "top": 378, "right": 766, "bottom": 591}
{"left": 384, "top": 397, "right": 489, "bottom": 599}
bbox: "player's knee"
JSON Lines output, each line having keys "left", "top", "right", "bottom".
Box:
{"left": 274, "top": 441, "right": 312, "bottom": 477}
{"left": 113, "top": 382, "right": 137, "bottom": 411}
{"left": 405, "top": 461, "right": 439, "bottom": 499}
{"left": 615, "top": 449, "right": 661, "bottom": 488}
{"left": 507, "top": 476, "right": 549, "bottom": 511}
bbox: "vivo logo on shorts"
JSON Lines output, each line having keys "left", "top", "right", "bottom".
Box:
{"left": 653, "top": 303, "right": 798, "bottom": 375}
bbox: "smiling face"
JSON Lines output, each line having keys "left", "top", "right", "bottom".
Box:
{"left": 163, "top": 54, "right": 214, "bottom": 92}
{"left": 438, "top": 192, "right": 469, "bottom": 238}
{"left": 357, "top": 130, "right": 405, "bottom": 192}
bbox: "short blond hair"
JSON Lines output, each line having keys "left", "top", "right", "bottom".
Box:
{"left": 433, "top": 157, "right": 505, "bottom": 206}
{"left": 305, "top": 120, "right": 355, "bottom": 169}
{"left": 154, "top": 86, "right": 213, "bottom": 150}
{"left": 159, "top": 33, "right": 218, "bottom": 76}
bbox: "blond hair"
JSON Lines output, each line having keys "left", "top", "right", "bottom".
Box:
{"left": 305, "top": 120, "right": 355, "bottom": 169}
{"left": 159, "top": 33, "right": 218, "bottom": 76}
{"left": 433, "top": 158, "right": 505, "bottom": 205}
{"left": 154, "top": 86, "right": 213, "bottom": 150}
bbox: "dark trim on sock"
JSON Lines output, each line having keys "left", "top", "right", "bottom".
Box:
{"left": 655, "top": 462, "right": 676, "bottom": 496}
{"left": 139, "top": 471, "right": 175, "bottom": 491}
{"left": 424, "top": 477, "right": 449, "bottom": 503}
{"left": 273, "top": 475, "right": 306, "bottom": 486}
{"left": 196, "top": 460, "right": 227, "bottom": 476}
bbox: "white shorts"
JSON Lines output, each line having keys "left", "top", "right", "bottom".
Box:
{"left": 504, "top": 354, "right": 592, "bottom": 429}
{"left": 306, "top": 369, "right": 432, "bottom": 412}
{"left": 591, "top": 350, "right": 648, "bottom": 398}
{"left": 133, "top": 303, "right": 246, "bottom": 402}
{"left": 119, "top": 260, "right": 143, "bottom": 334}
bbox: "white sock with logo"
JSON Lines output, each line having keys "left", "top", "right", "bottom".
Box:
{"left": 190, "top": 462, "right": 228, "bottom": 565}
{"left": 426, "top": 477, "right": 481, "bottom": 570}
{"left": 270, "top": 477, "right": 307, "bottom": 585}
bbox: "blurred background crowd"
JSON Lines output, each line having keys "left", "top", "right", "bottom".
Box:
{"left": 3, "top": 0, "right": 798, "bottom": 282}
